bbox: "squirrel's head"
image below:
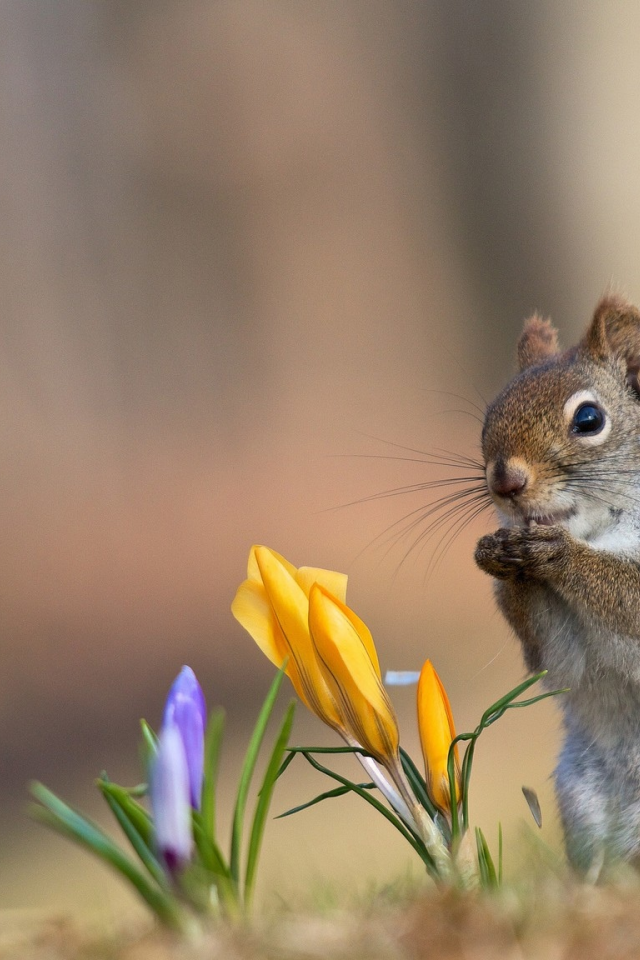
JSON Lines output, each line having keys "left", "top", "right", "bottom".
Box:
{"left": 482, "top": 295, "right": 640, "bottom": 540}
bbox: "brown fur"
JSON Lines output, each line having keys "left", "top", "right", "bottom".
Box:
{"left": 517, "top": 314, "right": 560, "bottom": 371}
{"left": 475, "top": 294, "right": 640, "bottom": 869}
{"left": 587, "top": 294, "right": 640, "bottom": 370}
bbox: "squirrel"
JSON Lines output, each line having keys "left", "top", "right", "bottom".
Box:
{"left": 474, "top": 294, "right": 640, "bottom": 871}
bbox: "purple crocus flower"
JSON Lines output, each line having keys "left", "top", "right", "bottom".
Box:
{"left": 150, "top": 721, "right": 193, "bottom": 874}
{"left": 162, "top": 665, "right": 206, "bottom": 809}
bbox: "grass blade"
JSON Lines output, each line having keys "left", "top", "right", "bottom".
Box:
{"left": 97, "top": 779, "right": 167, "bottom": 888}
{"left": 275, "top": 749, "right": 298, "bottom": 780}
{"left": 229, "top": 666, "right": 287, "bottom": 887}
{"left": 285, "top": 746, "right": 372, "bottom": 755}
{"left": 244, "top": 700, "right": 296, "bottom": 906}
{"left": 140, "top": 720, "right": 158, "bottom": 756}
{"left": 299, "top": 752, "right": 438, "bottom": 876}
{"left": 201, "top": 707, "right": 225, "bottom": 843}
{"left": 98, "top": 778, "right": 154, "bottom": 847}
{"left": 30, "top": 782, "right": 181, "bottom": 927}
{"left": 459, "top": 737, "right": 478, "bottom": 831}
{"left": 500, "top": 688, "right": 568, "bottom": 710}
{"left": 277, "top": 783, "right": 372, "bottom": 818}
{"left": 192, "top": 813, "right": 232, "bottom": 878}
{"left": 475, "top": 827, "right": 498, "bottom": 889}
{"left": 479, "top": 672, "right": 546, "bottom": 728}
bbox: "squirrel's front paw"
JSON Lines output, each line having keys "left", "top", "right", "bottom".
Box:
{"left": 475, "top": 525, "right": 570, "bottom": 580}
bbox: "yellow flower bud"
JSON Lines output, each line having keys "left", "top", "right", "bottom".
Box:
{"left": 417, "top": 660, "right": 461, "bottom": 815}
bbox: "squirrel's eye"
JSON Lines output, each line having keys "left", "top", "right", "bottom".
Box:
{"left": 572, "top": 402, "right": 605, "bottom": 435}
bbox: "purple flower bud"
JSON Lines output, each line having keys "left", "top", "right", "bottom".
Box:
{"left": 150, "top": 721, "right": 193, "bottom": 875}
{"left": 162, "top": 666, "right": 206, "bottom": 809}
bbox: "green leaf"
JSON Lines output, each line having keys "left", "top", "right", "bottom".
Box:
{"left": 276, "top": 783, "right": 373, "bottom": 819}
{"left": 140, "top": 720, "right": 159, "bottom": 774}
{"left": 191, "top": 813, "right": 231, "bottom": 878}
{"left": 244, "top": 700, "right": 296, "bottom": 906}
{"left": 298, "top": 751, "right": 438, "bottom": 877}
{"left": 98, "top": 778, "right": 154, "bottom": 847}
{"left": 125, "top": 783, "right": 148, "bottom": 798}
{"left": 498, "top": 687, "right": 569, "bottom": 711}
{"left": 399, "top": 748, "right": 440, "bottom": 822}
{"left": 190, "top": 815, "right": 237, "bottom": 912}
{"left": 30, "top": 782, "right": 181, "bottom": 927}
{"left": 275, "top": 749, "right": 297, "bottom": 780}
{"left": 447, "top": 742, "right": 461, "bottom": 842}
{"left": 285, "top": 745, "right": 373, "bottom": 755}
{"left": 459, "top": 737, "right": 477, "bottom": 831}
{"left": 276, "top": 745, "right": 371, "bottom": 781}
{"left": 201, "top": 707, "right": 225, "bottom": 844}
{"left": 475, "top": 826, "right": 498, "bottom": 889}
{"left": 229, "top": 666, "right": 287, "bottom": 887}
{"left": 444, "top": 671, "right": 566, "bottom": 834}
{"left": 97, "top": 778, "right": 167, "bottom": 888}
{"left": 479, "top": 672, "right": 547, "bottom": 728}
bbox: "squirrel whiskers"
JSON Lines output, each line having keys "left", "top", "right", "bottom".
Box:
{"left": 349, "top": 446, "right": 492, "bottom": 575}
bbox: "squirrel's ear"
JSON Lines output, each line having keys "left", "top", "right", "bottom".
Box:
{"left": 583, "top": 295, "right": 640, "bottom": 367}
{"left": 517, "top": 314, "right": 560, "bottom": 371}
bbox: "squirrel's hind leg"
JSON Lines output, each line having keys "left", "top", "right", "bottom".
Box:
{"left": 555, "top": 725, "right": 640, "bottom": 873}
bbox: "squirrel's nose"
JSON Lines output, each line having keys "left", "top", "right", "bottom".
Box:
{"left": 489, "top": 459, "right": 529, "bottom": 499}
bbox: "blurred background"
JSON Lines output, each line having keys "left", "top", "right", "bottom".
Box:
{"left": 1, "top": 0, "right": 640, "bottom": 923}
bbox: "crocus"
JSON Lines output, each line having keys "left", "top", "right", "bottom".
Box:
{"left": 417, "top": 660, "right": 461, "bottom": 816}
{"left": 150, "top": 721, "right": 193, "bottom": 874}
{"left": 307, "top": 583, "right": 399, "bottom": 765}
{"left": 232, "top": 546, "right": 397, "bottom": 758}
{"left": 162, "top": 666, "right": 206, "bottom": 809}
{"left": 231, "top": 546, "right": 347, "bottom": 732}
{"left": 232, "top": 546, "right": 451, "bottom": 874}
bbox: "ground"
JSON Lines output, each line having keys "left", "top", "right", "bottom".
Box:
{"left": 6, "top": 877, "right": 640, "bottom": 960}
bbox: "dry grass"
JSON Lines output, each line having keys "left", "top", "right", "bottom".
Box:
{"left": 7, "top": 873, "right": 640, "bottom": 960}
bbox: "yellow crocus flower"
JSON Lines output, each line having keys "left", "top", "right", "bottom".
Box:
{"left": 232, "top": 545, "right": 452, "bottom": 876}
{"left": 231, "top": 545, "right": 346, "bottom": 730}
{"left": 233, "top": 547, "right": 413, "bottom": 818}
{"left": 232, "top": 545, "right": 399, "bottom": 768}
{"left": 417, "top": 660, "right": 461, "bottom": 816}
{"left": 307, "top": 583, "right": 399, "bottom": 765}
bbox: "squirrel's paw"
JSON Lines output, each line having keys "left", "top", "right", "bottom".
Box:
{"left": 474, "top": 525, "right": 569, "bottom": 580}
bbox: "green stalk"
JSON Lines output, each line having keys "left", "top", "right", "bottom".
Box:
{"left": 229, "top": 667, "right": 286, "bottom": 889}
{"left": 30, "top": 783, "right": 182, "bottom": 929}
{"left": 244, "top": 700, "right": 295, "bottom": 907}
{"left": 201, "top": 707, "right": 225, "bottom": 844}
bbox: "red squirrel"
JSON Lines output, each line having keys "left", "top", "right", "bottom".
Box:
{"left": 475, "top": 295, "right": 640, "bottom": 871}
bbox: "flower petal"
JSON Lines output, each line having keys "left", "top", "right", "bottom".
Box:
{"left": 231, "top": 579, "right": 288, "bottom": 668}
{"left": 253, "top": 547, "right": 343, "bottom": 729}
{"left": 296, "top": 567, "right": 348, "bottom": 603}
{"left": 162, "top": 666, "right": 206, "bottom": 810}
{"left": 308, "top": 584, "right": 399, "bottom": 763}
{"left": 247, "top": 544, "right": 298, "bottom": 584}
{"left": 150, "top": 722, "right": 193, "bottom": 874}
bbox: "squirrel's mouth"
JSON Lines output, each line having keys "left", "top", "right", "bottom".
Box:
{"left": 521, "top": 507, "right": 576, "bottom": 528}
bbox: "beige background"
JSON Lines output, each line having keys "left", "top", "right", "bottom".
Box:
{"left": 1, "top": 1, "right": 639, "bottom": 921}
